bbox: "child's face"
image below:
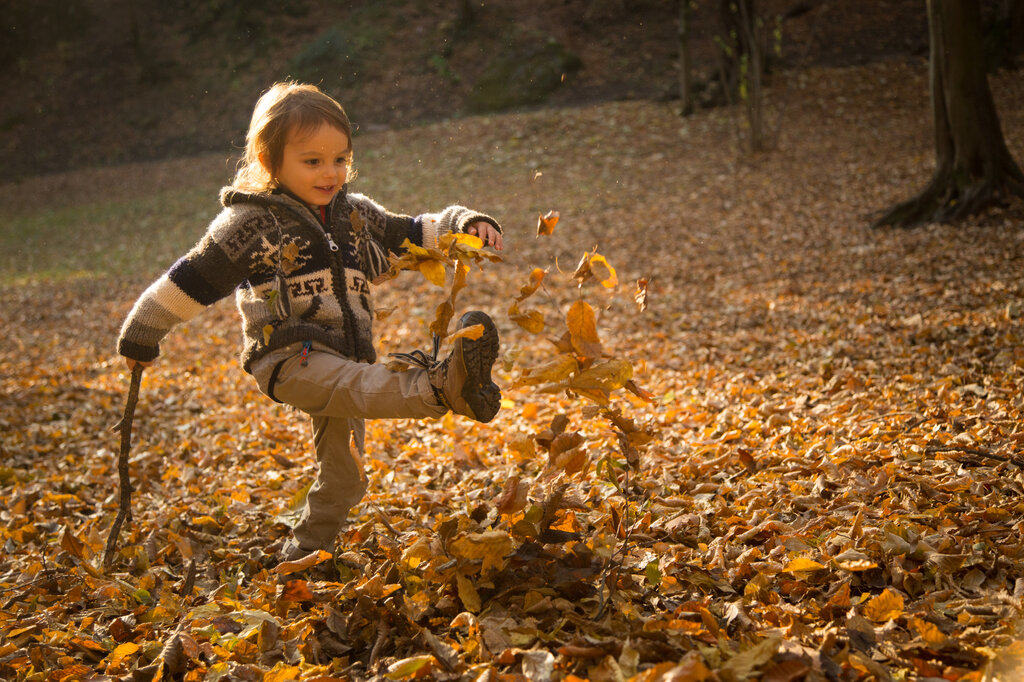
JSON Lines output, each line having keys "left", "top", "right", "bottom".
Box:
{"left": 274, "top": 122, "right": 351, "bottom": 208}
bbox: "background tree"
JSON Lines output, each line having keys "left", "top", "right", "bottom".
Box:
{"left": 714, "top": 0, "right": 780, "bottom": 152}
{"left": 873, "top": 0, "right": 1024, "bottom": 227}
{"left": 677, "top": 0, "right": 694, "bottom": 116}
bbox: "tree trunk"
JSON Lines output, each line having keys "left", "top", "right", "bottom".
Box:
{"left": 873, "top": 0, "right": 1024, "bottom": 228}
{"left": 678, "top": 0, "right": 694, "bottom": 116}
{"left": 717, "top": 0, "right": 756, "bottom": 99}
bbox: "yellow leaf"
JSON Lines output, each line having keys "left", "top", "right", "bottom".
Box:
{"left": 448, "top": 323, "right": 484, "bottom": 342}
{"left": 263, "top": 324, "right": 274, "bottom": 345}
{"left": 513, "top": 354, "right": 578, "bottom": 388}
{"left": 450, "top": 531, "right": 514, "bottom": 573}
{"left": 569, "top": 359, "right": 633, "bottom": 392}
{"left": 517, "top": 268, "right": 547, "bottom": 300}
{"left": 264, "top": 663, "right": 301, "bottom": 682}
{"left": 589, "top": 253, "right": 618, "bottom": 288}
{"left": 508, "top": 300, "right": 545, "bottom": 334}
{"left": 109, "top": 642, "right": 139, "bottom": 665}
{"left": 910, "top": 616, "right": 949, "bottom": 647}
{"left": 456, "top": 574, "right": 482, "bottom": 612}
{"left": 386, "top": 655, "right": 436, "bottom": 680}
{"left": 862, "top": 588, "right": 905, "bottom": 622}
{"left": 827, "top": 582, "right": 852, "bottom": 610}
{"left": 452, "top": 232, "right": 483, "bottom": 249}
{"left": 431, "top": 299, "right": 455, "bottom": 339}
{"left": 419, "top": 260, "right": 447, "bottom": 287}
{"left": 783, "top": 557, "right": 827, "bottom": 573}
{"left": 282, "top": 242, "right": 299, "bottom": 259}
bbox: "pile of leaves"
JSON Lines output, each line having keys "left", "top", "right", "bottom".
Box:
{"left": 3, "top": 60, "right": 1024, "bottom": 681}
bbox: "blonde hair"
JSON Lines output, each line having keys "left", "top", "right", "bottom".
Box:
{"left": 232, "top": 82, "right": 353, "bottom": 192}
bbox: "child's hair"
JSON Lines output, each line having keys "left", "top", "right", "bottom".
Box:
{"left": 232, "top": 82, "right": 354, "bottom": 192}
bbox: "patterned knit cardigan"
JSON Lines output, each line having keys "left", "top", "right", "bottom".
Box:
{"left": 117, "top": 186, "right": 500, "bottom": 371}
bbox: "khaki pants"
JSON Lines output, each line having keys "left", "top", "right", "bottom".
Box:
{"left": 252, "top": 347, "right": 446, "bottom": 553}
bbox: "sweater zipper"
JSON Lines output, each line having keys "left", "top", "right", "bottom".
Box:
{"left": 325, "top": 232, "right": 339, "bottom": 252}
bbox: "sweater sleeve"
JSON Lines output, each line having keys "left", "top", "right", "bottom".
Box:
{"left": 415, "top": 205, "right": 502, "bottom": 249}
{"left": 116, "top": 208, "right": 256, "bottom": 361}
{"left": 349, "top": 193, "right": 501, "bottom": 253}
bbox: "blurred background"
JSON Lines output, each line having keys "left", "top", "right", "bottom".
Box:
{"left": 3, "top": 0, "right": 992, "bottom": 183}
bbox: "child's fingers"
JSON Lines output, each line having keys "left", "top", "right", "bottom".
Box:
{"left": 467, "top": 222, "right": 503, "bottom": 250}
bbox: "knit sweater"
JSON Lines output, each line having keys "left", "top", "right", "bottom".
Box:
{"left": 117, "top": 185, "right": 500, "bottom": 371}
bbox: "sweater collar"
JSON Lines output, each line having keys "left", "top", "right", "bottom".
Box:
{"left": 219, "top": 184, "right": 348, "bottom": 223}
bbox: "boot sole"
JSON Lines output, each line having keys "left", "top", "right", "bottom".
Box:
{"left": 459, "top": 311, "right": 501, "bottom": 422}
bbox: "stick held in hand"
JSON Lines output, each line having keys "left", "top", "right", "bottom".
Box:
{"left": 103, "top": 363, "right": 144, "bottom": 570}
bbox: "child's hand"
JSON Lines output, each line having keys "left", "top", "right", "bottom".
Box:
{"left": 466, "top": 221, "right": 504, "bottom": 251}
{"left": 125, "top": 357, "right": 152, "bottom": 371}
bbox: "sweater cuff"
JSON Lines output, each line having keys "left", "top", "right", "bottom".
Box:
{"left": 459, "top": 214, "right": 502, "bottom": 235}
{"left": 118, "top": 339, "right": 160, "bottom": 363}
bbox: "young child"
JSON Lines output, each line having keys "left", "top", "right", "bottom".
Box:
{"left": 117, "top": 82, "right": 504, "bottom": 560}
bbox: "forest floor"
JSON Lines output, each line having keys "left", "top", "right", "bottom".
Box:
{"left": 3, "top": 59, "right": 1024, "bottom": 681}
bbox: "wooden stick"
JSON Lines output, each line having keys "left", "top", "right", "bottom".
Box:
{"left": 103, "top": 364, "right": 144, "bottom": 570}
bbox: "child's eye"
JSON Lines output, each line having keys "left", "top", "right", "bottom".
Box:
{"left": 305, "top": 159, "right": 319, "bottom": 166}
{"left": 336, "top": 157, "right": 349, "bottom": 165}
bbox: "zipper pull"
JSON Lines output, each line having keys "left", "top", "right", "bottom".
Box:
{"left": 326, "top": 233, "right": 339, "bottom": 252}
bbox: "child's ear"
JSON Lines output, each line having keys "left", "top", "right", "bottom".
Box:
{"left": 258, "top": 152, "right": 272, "bottom": 175}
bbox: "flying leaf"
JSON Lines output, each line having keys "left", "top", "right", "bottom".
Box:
{"left": 569, "top": 359, "right": 633, "bottom": 393}
{"left": 419, "top": 260, "right": 447, "bottom": 287}
{"left": 280, "top": 241, "right": 300, "bottom": 274}
{"left": 513, "top": 354, "right": 579, "bottom": 388}
{"left": 509, "top": 300, "right": 546, "bottom": 334}
{"left": 275, "top": 549, "right": 332, "bottom": 576}
{"left": 448, "top": 323, "right": 484, "bottom": 342}
{"left": 430, "top": 260, "right": 468, "bottom": 338}
{"left": 635, "top": 277, "right": 650, "bottom": 312}
{"left": 588, "top": 253, "right": 618, "bottom": 289}
{"left": 536, "top": 210, "right": 559, "bottom": 237}
{"left": 517, "top": 268, "right": 547, "bottom": 300}
{"left": 496, "top": 475, "right": 530, "bottom": 516}
{"left": 567, "top": 300, "right": 602, "bottom": 361}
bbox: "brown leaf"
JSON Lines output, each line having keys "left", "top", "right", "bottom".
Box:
{"left": 495, "top": 475, "right": 530, "bottom": 516}
{"left": 279, "top": 579, "right": 315, "bottom": 602}
{"left": 275, "top": 549, "right": 332, "bottom": 576}
{"left": 567, "top": 299, "right": 602, "bottom": 361}
{"left": 634, "top": 277, "right": 650, "bottom": 312}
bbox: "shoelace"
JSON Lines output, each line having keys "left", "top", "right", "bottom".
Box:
{"left": 389, "top": 334, "right": 450, "bottom": 409}
{"left": 389, "top": 333, "right": 442, "bottom": 369}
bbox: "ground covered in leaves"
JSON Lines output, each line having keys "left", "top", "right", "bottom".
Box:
{"left": 3, "top": 60, "right": 1024, "bottom": 681}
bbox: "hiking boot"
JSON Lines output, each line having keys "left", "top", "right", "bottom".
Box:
{"left": 428, "top": 311, "right": 501, "bottom": 423}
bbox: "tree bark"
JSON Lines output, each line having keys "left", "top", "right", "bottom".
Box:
{"left": 873, "top": 0, "right": 1024, "bottom": 228}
